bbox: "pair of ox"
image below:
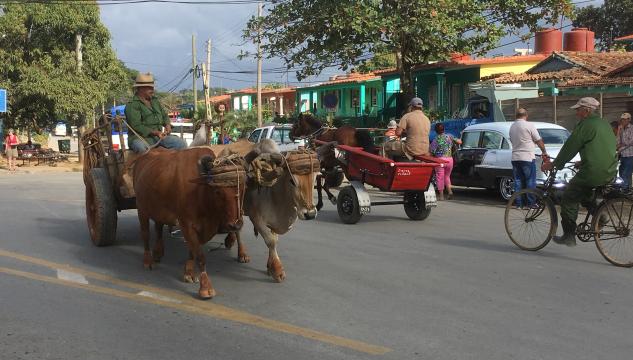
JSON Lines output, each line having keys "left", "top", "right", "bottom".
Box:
{"left": 132, "top": 140, "right": 319, "bottom": 299}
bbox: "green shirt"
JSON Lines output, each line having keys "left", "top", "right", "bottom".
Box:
{"left": 553, "top": 114, "right": 618, "bottom": 187}
{"left": 124, "top": 95, "right": 170, "bottom": 146}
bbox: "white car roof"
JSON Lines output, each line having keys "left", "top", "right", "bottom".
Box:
{"left": 463, "top": 121, "right": 567, "bottom": 138}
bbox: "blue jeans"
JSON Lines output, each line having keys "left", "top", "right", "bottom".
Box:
{"left": 619, "top": 156, "right": 633, "bottom": 188}
{"left": 512, "top": 160, "right": 536, "bottom": 207}
{"left": 130, "top": 135, "right": 187, "bottom": 153}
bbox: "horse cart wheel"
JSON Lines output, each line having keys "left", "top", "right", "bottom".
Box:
{"left": 403, "top": 191, "right": 431, "bottom": 221}
{"left": 337, "top": 186, "right": 363, "bottom": 224}
{"left": 85, "top": 168, "right": 118, "bottom": 246}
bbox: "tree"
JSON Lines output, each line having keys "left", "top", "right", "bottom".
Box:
{"left": 574, "top": 1, "right": 633, "bottom": 51}
{"left": 245, "top": 0, "right": 573, "bottom": 102}
{"left": 0, "top": 2, "right": 128, "bottom": 131}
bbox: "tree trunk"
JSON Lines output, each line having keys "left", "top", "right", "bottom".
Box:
{"left": 395, "top": 51, "right": 415, "bottom": 117}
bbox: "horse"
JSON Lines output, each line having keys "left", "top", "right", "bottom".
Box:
{"left": 290, "top": 113, "right": 373, "bottom": 210}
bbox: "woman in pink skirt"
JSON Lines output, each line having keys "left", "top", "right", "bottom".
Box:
{"left": 430, "top": 123, "right": 461, "bottom": 200}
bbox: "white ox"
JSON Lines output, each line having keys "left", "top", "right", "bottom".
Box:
{"left": 224, "top": 139, "right": 320, "bottom": 282}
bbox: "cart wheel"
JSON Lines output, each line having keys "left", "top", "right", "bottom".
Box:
{"left": 325, "top": 170, "right": 344, "bottom": 188}
{"left": 86, "top": 168, "right": 117, "bottom": 246}
{"left": 404, "top": 191, "right": 431, "bottom": 221}
{"left": 337, "top": 186, "right": 363, "bottom": 224}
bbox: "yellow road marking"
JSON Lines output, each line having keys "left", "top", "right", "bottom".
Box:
{"left": 0, "top": 249, "right": 391, "bottom": 355}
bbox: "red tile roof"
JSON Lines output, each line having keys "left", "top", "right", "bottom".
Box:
{"left": 485, "top": 51, "right": 633, "bottom": 84}
{"left": 302, "top": 72, "right": 381, "bottom": 88}
{"left": 210, "top": 94, "right": 230, "bottom": 103}
{"left": 559, "top": 76, "right": 633, "bottom": 88}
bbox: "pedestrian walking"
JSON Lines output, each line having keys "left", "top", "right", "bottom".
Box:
{"left": 617, "top": 112, "right": 633, "bottom": 187}
{"left": 430, "top": 123, "right": 460, "bottom": 200}
{"left": 4, "top": 128, "right": 19, "bottom": 172}
{"left": 509, "top": 108, "right": 548, "bottom": 207}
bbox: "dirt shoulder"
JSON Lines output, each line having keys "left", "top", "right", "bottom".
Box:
{"left": 0, "top": 156, "right": 83, "bottom": 175}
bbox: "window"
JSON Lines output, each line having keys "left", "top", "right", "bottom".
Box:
{"left": 350, "top": 89, "right": 360, "bottom": 108}
{"left": 241, "top": 95, "right": 250, "bottom": 110}
{"left": 481, "top": 131, "right": 503, "bottom": 149}
{"left": 370, "top": 88, "right": 377, "bottom": 107}
{"left": 461, "top": 131, "right": 481, "bottom": 149}
{"left": 233, "top": 97, "right": 240, "bottom": 111}
{"left": 248, "top": 129, "right": 262, "bottom": 143}
{"left": 271, "top": 128, "right": 283, "bottom": 144}
{"left": 261, "top": 128, "right": 269, "bottom": 140}
{"left": 537, "top": 129, "right": 570, "bottom": 145}
{"left": 501, "top": 138, "right": 510, "bottom": 150}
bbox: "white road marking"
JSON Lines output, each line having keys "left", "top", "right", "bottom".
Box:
{"left": 56, "top": 269, "right": 89, "bottom": 284}
{"left": 137, "top": 291, "right": 182, "bottom": 304}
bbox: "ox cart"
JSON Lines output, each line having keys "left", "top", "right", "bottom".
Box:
{"left": 334, "top": 144, "right": 442, "bottom": 224}
{"left": 81, "top": 115, "right": 136, "bottom": 246}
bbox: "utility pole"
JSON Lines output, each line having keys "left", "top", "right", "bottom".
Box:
{"left": 256, "top": 2, "right": 263, "bottom": 127}
{"left": 76, "top": 34, "right": 85, "bottom": 164}
{"left": 192, "top": 34, "right": 198, "bottom": 123}
{"left": 205, "top": 39, "right": 212, "bottom": 121}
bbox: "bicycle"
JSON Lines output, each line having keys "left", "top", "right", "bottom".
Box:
{"left": 504, "top": 165, "right": 633, "bottom": 267}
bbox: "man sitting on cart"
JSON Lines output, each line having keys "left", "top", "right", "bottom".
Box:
{"left": 541, "top": 97, "right": 617, "bottom": 247}
{"left": 125, "top": 73, "right": 186, "bottom": 153}
{"left": 396, "top": 97, "right": 431, "bottom": 160}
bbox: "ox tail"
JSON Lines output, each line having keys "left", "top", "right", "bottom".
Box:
{"left": 355, "top": 129, "right": 374, "bottom": 152}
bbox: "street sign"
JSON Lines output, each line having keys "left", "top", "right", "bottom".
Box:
{"left": 0, "top": 89, "right": 6, "bottom": 113}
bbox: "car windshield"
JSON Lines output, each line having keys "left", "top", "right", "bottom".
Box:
{"left": 271, "top": 128, "right": 296, "bottom": 144}
{"left": 537, "top": 128, "right": 569, "bottom": 145}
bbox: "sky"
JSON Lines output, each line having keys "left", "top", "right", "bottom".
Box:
{"left": 99, "top": 0, "right": 605, "bottom": 93}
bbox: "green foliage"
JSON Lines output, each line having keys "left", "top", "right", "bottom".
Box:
{"left": 245, "top": 0, "right": 572, "bottom": 98}
{"left": 574, "top": 1, "right": 633, "bottom": 51}
{"left": 0, "top": 2, "right": 128, "bottom": 130}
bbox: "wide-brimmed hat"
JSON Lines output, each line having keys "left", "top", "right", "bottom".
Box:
{"left": 133, "top": 72, "right": 155, "bottom": 88}
{"left": 387, "top": 120, "right": 397, "bottom": 129}
{"left": 570, "top": 97, "right": 600, "bottom": 110}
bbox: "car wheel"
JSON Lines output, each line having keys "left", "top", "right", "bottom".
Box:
{"left": 499, "top": 176, "right": 515, "bottom": 201}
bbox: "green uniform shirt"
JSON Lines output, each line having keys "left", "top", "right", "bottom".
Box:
{"left": 124, "top": 95, "right": 169, "bottom": 146}
{"left": 553, "top": 114, "right": 618, "bottom": 187}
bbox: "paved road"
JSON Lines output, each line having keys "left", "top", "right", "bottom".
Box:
{"left": 1, "top": 172, "right": 632, "bottom": 360}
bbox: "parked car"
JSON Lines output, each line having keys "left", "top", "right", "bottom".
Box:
{"left": 248, "top": 123, "right": 306, "bottom": 152}
{"left": 451, "top": 121, "right": 579, "bottom": 200}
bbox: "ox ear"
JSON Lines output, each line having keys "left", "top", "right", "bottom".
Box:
{"left": 244, "top": 148, "right": 261, "bottom": 164}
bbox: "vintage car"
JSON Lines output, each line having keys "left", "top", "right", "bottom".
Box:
{"left": 451, "top": 121, "right": 578, "bottom": 200}
{"left": 248, "top": 123, "right": 306, "bottom": 152}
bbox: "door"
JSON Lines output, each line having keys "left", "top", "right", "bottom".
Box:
{"left": 248, "top": 129, "right": 262, "bottom": 143}
{"left": 452, "top": 130, "right": 487, "bottom": 186}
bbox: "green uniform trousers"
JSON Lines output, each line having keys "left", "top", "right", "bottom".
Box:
{"left": 560, "top": 180, "right": 596, "bottom": 235}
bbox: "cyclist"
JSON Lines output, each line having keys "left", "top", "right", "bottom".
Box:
{"left": 541, "top": 97, "right": 618, "bottom": 247}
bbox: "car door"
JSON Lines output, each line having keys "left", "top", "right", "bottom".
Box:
{"left": 476, "top": 131, "right": 513, "bottom": 188}
{"left": 452, "top": 130, "right": 485, "bottom": 186}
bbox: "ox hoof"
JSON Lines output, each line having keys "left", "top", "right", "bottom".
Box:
{"left": 183, "top": 274, "right": 198, "bottom": 283}
{"left": 143, "top": 252, "right": 154, "bottom": 270}
{"left": 238, "top": 254, "right": 251, "bottom": 263}
{"left": 272, "top": 272, "right": 286, "bottom": 283}
{"left": 267, "top": 262, "right": 286, "bottom": 282}
{"left": 198, "top": 288, "right": 216, "bottom": 300}
{"left": 224, "top": 234, "right": 236, "bottom": 250}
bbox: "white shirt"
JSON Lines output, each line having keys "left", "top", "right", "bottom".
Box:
{"left": 509, "top": 118, "right": 542, "bottom": 162}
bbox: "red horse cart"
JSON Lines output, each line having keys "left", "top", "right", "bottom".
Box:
{"left": 333, "top": 144, "right": 443, "bottom": 224}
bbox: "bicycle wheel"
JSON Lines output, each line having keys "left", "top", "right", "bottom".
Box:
{"left": 593, "top": 197, "right": 633, "bottom": 267}
{"left": 505, "top": 189, "right": 557, "bottom": 251}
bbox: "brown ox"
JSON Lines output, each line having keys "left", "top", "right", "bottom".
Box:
{"left": 225, "top": 139, "right": 320, "bottom": 282}
{"left": 133, "top": 147, "right": 246, "bottom": 299}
